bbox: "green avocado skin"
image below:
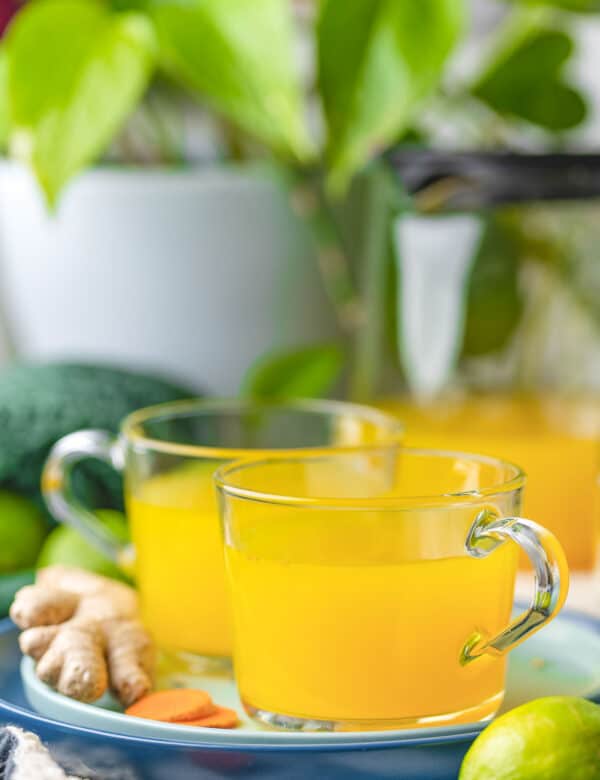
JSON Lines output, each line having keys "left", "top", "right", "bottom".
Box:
{"left": 0, "top": 362, "right": 195, "bottom": 511}
{"left": 460, "top": 697, "right": 600, "bottom": 780}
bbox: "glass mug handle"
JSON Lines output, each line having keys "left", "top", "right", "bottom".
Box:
{"left": 42, "top": 430, "right": 132, "bottom": 568}
{"left": 462, "top": 509, "right": 569, "bottom": 663}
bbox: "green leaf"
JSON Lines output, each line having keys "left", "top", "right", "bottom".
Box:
{"left": 473, "top": 30, "right": 586, "bottom": 131}
{"left": 318, "top": 0, "right": 465, "bottom": 193}
{"left": 151, "top": 0, "right": 313, "bottom": 162}
{"left": 462, "top": 218, "right": 523, "bottom": 357}
{"left": 110, "top": 0, "right": 152, "bottom": 10}
{"left": 6, "top": 0, "right": 156, "bottom": 205}
{"left": 506, "top": 0, "right": 600, "bottom": 12}
{"left": 0, "top": 47, "right": 9, "bottom": 152}
{"left": 242, "top": 344, "right": 344, "bottom": 400}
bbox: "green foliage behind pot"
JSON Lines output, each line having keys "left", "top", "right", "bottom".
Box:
{"left": 1, "top": 0, "right": 597, "bottom": 401}
{"left": 1, "top": 0, "right": 465, "bottom": 204}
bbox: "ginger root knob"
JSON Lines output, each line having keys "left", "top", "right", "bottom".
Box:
{"left": 11, "top": 566, "right": 155, "bottom": 706}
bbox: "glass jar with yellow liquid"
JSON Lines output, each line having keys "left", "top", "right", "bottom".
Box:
{"left": 378, "top": 395, "right": 600, "bottom": 573}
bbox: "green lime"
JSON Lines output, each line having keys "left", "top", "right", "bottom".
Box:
{"left": 0, "top": 490, "right": 47, "bottom": 573}
{"left": 0, "top": 569, "right": 35, "bottom": 617}
{"left": 459, "top": 697, "right": 600, "bottom": 780}
{"left": 37, "top": 509, "right": 131, "bottom": 583}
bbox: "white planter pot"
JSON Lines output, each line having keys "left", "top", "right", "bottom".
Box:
{"left": 0, "top": 163, "right": 337, "bottom": 394}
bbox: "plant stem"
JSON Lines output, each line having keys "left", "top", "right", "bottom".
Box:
{"left": 349, "top": 165, "right": 393, "bottom": 402}
{"left": 219, "top": 118, "right": 248, "bottom": 162}
{"left": 143, "top": 92, "right": 186, "bottom": 165}
{"left": 290, "top": 172, "right": 363, "bottom": 333}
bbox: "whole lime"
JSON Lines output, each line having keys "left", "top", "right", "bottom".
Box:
{"left": 0, "top": 490, "right": 47, "bottom": 572}
{"left": 0, "top": 569, "right": 35, "bottom": 617}
{"left": 460, "top": 696, "right": 600, "bottom": 780}
{"left": 37, "top": 509, "right": 130, "bottom": 583}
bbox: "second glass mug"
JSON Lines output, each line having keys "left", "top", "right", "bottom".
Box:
{"left": 41, "top": 399, "right": 404, "bottom": 663}
{"left": 215, "top": 448, "right": 569, "bottom": 730}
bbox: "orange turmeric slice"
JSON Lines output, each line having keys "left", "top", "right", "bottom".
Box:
{"left": 126, "top": 689, "right": 216, "bottom": 723}
{"left": 183, "top": 706, "right": 240, "bottom": 729}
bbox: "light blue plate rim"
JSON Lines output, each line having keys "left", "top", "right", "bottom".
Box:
{"left": 0, "top": 614, "right": 483, "bottom": 752}
{"left": 3, "top": 609, "right": 600, "bottom": 753}
{"left": 20, "top": 656, "right": 487, "bottom": 748}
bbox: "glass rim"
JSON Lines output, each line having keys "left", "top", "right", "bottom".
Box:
{"left": 214, "top": 447, "right": 526, "bottom": 511}
{"left": 121, "top": 397, "right": 405, "bottom": 459}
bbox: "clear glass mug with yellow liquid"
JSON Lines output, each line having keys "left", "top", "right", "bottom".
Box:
{"left": 215, "top": 448, "right": 569, "bottom": 731}
{"left": 42, "top": 399, "right": 404, "bottom": 665}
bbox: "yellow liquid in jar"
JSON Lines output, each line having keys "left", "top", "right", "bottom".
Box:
{"left": 379, "top": 395, "right": 600, "bottom": 572}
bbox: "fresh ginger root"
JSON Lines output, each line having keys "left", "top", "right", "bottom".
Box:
{"left": 10, "top": 566, "right": 154, "bottom": 706}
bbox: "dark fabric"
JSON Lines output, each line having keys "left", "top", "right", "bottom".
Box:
{"left": 0, "top": 728, "right": 17, "bottom": 779}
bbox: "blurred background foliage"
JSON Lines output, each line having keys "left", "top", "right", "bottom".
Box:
{"left": 1, "top": 0, "right": 600, "bottom": 400}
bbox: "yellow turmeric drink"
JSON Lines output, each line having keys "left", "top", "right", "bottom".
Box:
{"left": 121, "top": 400, "right": 403, "bottom": 661}
{"left": 227, "top": 538, "right": 517, "bottom": 726}
{"left": 127, "top": 463, "right": 232, "bottom": 658}
{"left": 217, "top": 451, "right": 568, "bottom": 730}
{"left": 379, "top": 396, "right": 600, "bottom": 572}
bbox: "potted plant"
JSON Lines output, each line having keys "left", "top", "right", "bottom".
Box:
{"left": 0, "top": 0, "right": 598, "bottom": 400}
{"left": 0, "top": 0, "right": 464, "bottom": 394}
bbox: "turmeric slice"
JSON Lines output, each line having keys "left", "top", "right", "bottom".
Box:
{"left": 183, "top": 706, "right": 240, "bottom": 729}
{"left": 126, "top": 689, "right": 216, "bottom": 722}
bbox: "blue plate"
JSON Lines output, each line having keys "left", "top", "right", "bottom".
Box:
{"left": 2, "top": 611, "right": 600, "bottom": 780}
{"left": 19, "top": 659, "right": 486, "bottom": 747}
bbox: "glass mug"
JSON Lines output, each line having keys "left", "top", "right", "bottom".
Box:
{"left": 215, "top": 448, "right": 569, "bottom": 730}
{"left": 42, "top": 399, "right": 404, "bottom": 664}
